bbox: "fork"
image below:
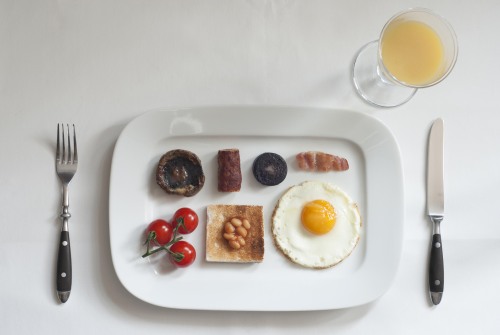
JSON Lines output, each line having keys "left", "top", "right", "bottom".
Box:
{"left": 55, "top": 124, "right": 78, "bottom": 303}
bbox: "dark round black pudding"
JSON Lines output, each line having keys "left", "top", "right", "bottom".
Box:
{"left": 252, "top": 152, "right": 287, "bottom": 186}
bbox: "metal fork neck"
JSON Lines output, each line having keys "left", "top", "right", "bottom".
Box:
{"left": 62, "top": 184, "right": 69, "bottom": 207}
{"left": 60, "top": 184, "right": 71, "bottom": 232}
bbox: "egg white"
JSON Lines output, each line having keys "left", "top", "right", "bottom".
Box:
{"left": 272, "top": 181, "right": 362, "bottom": 269}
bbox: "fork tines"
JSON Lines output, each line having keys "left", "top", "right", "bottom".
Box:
{"left": 57, "top": 124, "right": 78, "bottom": 165}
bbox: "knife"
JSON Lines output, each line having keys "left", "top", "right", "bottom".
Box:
{"left": 426, "top": 118, "right": 444, "bottom": 305}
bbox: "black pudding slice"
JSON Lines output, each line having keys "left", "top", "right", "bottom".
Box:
{"left": 252, "top": 152, "right": 287, "bottom": 186}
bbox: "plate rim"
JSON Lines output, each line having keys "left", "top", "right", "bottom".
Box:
{"left": 109, "top": 105, "right": 404, "bottom": 311}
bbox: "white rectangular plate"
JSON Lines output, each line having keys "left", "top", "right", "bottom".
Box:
{"left": 109, "top": 106, "right": 404, "bottom": 311}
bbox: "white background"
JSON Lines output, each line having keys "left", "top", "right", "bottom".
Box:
{"left": 1, "top": 0, "right": 499, "bottom": 334}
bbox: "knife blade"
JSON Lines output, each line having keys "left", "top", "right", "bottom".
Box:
{"left": 426, "top": 118, "right": 444, "bottom": 305}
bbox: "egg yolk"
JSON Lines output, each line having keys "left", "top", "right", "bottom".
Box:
{"left": 301, "top": 199, "right": 336, "bottom": 235}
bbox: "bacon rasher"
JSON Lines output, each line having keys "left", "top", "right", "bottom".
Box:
{"left": 296, "top": 151, "right": 349, "bottom": 172}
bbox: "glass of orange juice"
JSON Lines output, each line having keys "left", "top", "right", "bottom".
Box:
{"left": 352, "top": 8, "right": 458, "bottom": 107}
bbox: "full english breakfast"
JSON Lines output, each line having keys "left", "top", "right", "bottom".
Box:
{"left": 145, "top": 148, "right": 360, "bottom": 271}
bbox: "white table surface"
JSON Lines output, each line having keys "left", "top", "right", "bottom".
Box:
{"left": 1, "top": 0, "right": 499, "bottom": 334}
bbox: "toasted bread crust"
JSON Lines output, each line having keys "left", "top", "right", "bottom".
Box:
{"left": 206, "top": 204, "right": 264, "bottom": 263}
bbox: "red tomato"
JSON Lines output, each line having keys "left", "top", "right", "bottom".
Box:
{"left": 172, "top": 208, "right": 199, "bottom": 234}
{"left": 169, "top": 241, "right": 196, "bottom": 267}
{"left": 146, "top": 219, "right": 174, "bottom": 245}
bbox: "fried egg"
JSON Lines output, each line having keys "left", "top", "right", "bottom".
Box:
{"left": 272, "top": 181, "right": 361, "bottom": 269}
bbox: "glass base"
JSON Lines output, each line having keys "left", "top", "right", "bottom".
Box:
{"left": 352, "top": 41, "right": 417, "bottom": 108}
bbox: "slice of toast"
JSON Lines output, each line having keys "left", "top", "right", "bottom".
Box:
{"left": 206, "top": 204, "right": 264, "bottom": 263}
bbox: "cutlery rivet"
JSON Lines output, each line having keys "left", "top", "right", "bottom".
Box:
{"left": 61, "top": 272, "right": 67, "bottom": 278}
{"left": 62, "top": 241, "right": 68, "bottom": 246}
{"left": 434, "top": 280, "right": 440, "bottom": 286}
{"left": 434, "top": 242, "right": 441, "bottom": 248}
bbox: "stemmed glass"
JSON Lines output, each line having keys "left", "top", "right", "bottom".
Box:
{"left": 352, "top": 8, "right": 458, "bottom": 108}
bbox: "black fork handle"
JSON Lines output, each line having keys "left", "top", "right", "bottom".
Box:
{"left": 56, "top": 230, "right": 71, "bottom": 303}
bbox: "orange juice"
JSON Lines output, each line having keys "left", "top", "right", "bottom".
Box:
{"left": 381, "top": 20, "right": 444, "bottom": 86}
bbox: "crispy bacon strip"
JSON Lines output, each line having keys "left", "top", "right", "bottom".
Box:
{"left": 296, "top": 151, "right": 349, "bottom": 172}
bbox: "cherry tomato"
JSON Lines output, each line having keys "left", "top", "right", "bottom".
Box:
{"left": 172, "top": 207, "right": 198, "bottom": 234}
{"left": 146, "top": 219, "right": 174, "bottom": 245}
{"left": 169, "top": 241, "right": 196, "bottom": 267}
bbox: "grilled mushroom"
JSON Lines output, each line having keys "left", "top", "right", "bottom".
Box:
{"left": 156, "top": 149, "right": 205, "bottom": 197}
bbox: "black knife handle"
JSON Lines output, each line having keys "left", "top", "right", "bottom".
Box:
{"left": 56, "top": 230, "right": 72, "bottom": 302}
{"left": 429, "top": 233, "right": 444, "bottom": 296}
